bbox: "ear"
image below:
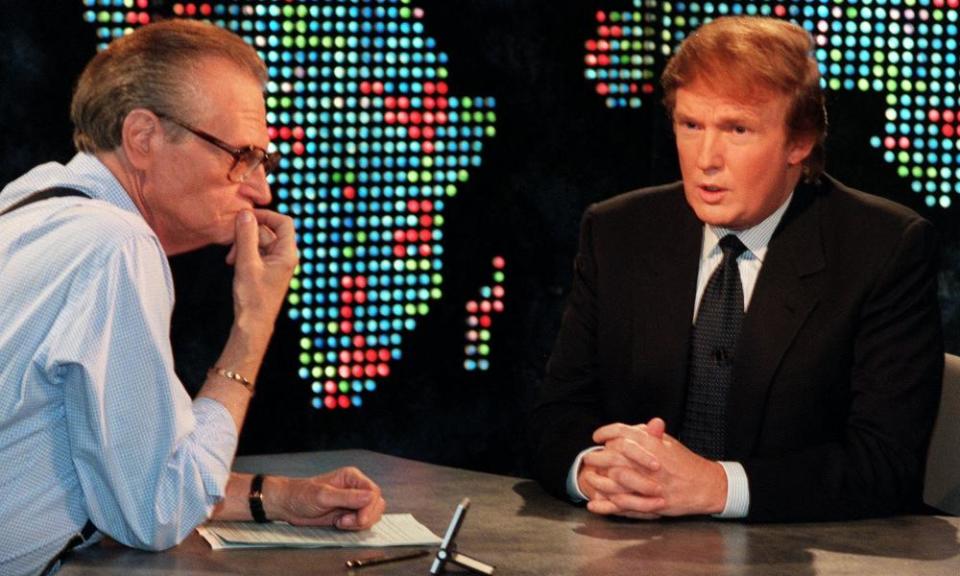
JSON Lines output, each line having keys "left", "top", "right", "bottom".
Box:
{"left": 786, "top": 132, "right": 816, "bottom": 166}
{"left": 120, "top": 108, "right": 163, "bottom": 171}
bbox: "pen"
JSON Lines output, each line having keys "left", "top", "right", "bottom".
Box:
{"left": 345, "top": 549, "right": 430, "bottom": 569}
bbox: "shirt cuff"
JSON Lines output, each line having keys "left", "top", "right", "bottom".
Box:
{"left": 566, "top": 446, "right": 602, "bottom": 502}
{"left": 713, "top": 461, "right": 750, "bottom": 518}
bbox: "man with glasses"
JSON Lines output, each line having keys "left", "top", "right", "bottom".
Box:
{"left": 0, "top": 20, "right": 384, "bottom": 575}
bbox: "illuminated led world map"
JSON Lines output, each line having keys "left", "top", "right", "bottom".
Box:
{"left": 585, "top": 0, "right": 960, "bottom": 209}
{"left": 82, "top": 0, "right": 497, "bottom": 409}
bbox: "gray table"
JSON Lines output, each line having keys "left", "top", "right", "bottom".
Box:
{"left": 63, "top": 449, "right": 960, "bottom": 575}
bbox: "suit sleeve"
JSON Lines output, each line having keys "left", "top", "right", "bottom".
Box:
{"left": 744, "top": 217, "right": 944, "bottom": 521}
{"left": 529, "top": 207, "right": 607, "bottom": 500}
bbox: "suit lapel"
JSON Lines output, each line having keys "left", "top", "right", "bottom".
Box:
{"left": 725, "top": 184, "right": 827, "bottom": 459}
{"left": 630, "top": 194, "right": 702, "bottom": 431}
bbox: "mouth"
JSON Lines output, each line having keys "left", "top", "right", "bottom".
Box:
{"left": 697, "top": 183, "right": 727, "bottom": 203}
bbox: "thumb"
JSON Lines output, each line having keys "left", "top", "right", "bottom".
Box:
{"left": 646, "top": 417, "right": 666, "bottom": 439}
{"left": 233, "top": 211, "right": 259, "bottom": 266}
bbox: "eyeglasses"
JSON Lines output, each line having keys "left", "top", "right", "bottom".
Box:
{"left": 155, "top": 113, "right": 281, "bottom": 183}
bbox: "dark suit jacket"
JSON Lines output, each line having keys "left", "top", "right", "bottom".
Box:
{"left": 529, "top": 175, "right": 944, "bottom": 522}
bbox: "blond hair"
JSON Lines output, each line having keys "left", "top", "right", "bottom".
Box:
{"left": 661, "top": 17, "right": 827, "bottom": 180}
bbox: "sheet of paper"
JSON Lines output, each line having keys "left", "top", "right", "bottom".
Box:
{"left": 197, "top": 513, "right": 441, "bottom": 550}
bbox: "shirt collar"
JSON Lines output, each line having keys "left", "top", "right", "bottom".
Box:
{"left": 65, "top": 152, "right": 144, "bottom": 219}
{"left": 701, "top": 192, "right": 793, "bottom": 263}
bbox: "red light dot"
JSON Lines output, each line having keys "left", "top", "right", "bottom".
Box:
{"left": 492, "top": 256, "right": 505, "bottom": 269}
{"left": 774, "top": 5, "right": 787, "bottom": 16}
{"left": 944, "top": 125, "right": 956, "bottom": 137}
{"left": 408, "top": 200, "right": 420, "bottom": 212}
{"left": 642, "top": 83, "right": 655, "bottom": 94}
{"left": 339, "top": 350, "right": 351, "bottom": 364}
{"left": 585, "top": 55, "right": 598, "bottom": 67}
{"left": 173, "top": 4, "right": 183, "bottom": 15}
{"left": 293, "top": 127, "right": 305, "bottom": 140}
{"left": 437, "top": 82, "right": 449, "bottom": 95}
{"left": 365, "top": 349, "right": 377, "bottom": 362}
{"left": 493, "top": 300, "right": 504, "bottom": 313}
{"left": 598, "top": 54, "right": 610, "bottom": 66}
{"left": 422, "top": 127, "right": 435, "bottom": 139}
{"left": 324, "top": 396, "right": 337, "bottom": 409}
{"left": 343, "top": 186, "right": 356, "bottom": 199}
{"left": 338, "top": 365, "right": 350, "bottom": 378}
{"left": 409, "top": 126, "right": 422, "bottom": 139}
{"left": 355, "top": 291, "right": 367, "bottom": 304}
{"left": 378, "top": 349, "right": 391, "bottom": 361}
{"left": 397, "top": 112, "right": 409, "bottom": 124}
{"left": 342, "top": 291, "right": 354, "bottom": 304}
{"left": 342, "top": 276, "right": 354, "bottom": 289}
{"left": 338, "top": 395, "right": 351, "bottom": 409}
{"left": 493, "top": 286, "right": 505, "bottom": 298}
{"left": 423, "top": 142, "right": 435, "bottom": 154}
{"left": 393, "top": 245, "right": 406, "bottom": 257}
{"left": 598, "top": 26, "right": 610, "bottom": 37}
{"left": 437, "top": 98, "right": 448, "bottom": 110}
{"left": 406, "top": 229, "right": 419, "bottom": 242}
{"left": 436, "top": 111, "right": 448, "bottom": 123}
{"left": 883, "top": 136, "right": 896, "bottom": 149}
{"left": 353, "top": 365, "right": 365, "bottom": 378}
{"left": 138, "top": 0, "right": 148, "bottom": 8}
{"left": 364, "top": 364, "right": 377, "bottom": 377}
{"left": 377, "top": 364, "right": 390, "bottom": 377}
{"left": 353, "top": 335, "right": 366, "bottom": 348}
{"left": 586, "top": 40, "right": 598, "bottom": 51}
{"left": 480, "top": 301, "right": 492, "bottom": 313}
{"left": 360, "top": 81, "right": 371, "bottom": 94}
{"left": 424, "top": 82, "right": 436, "bottom": 94}
{"left": 419, "top": 245, "right": 432, "bottom": 256}
{"left": 385, "top": 112, "right": 396, "bottom": 124}
{"left": 424, "top": 100, "right": 435, "bottom": 111}
{"left": 466, "top": 301, "right": 479, "bottom": 313}
{"left": 929, "top": 110, "right": 941, "bottom": 123}
{"left": 410, "top": 112, "right": 422, "bottom": 124}
{"left": 480, "top": 315, "right": 492, "bottom": 328}
{"left": 372, "top": 82, "right": 384, "bottom": 95}
{"left": 398, "top": 97, "right": 410, "bottom": 109}
{"left": 420, "top": 215, "right": 433, "bottom": 227}
{"left": 325, "top": 380, "right": 337, "bottom": 394}
{"left": 340, "top": 321, "right": 353, "bottom": 333}
{"left": 423, "top": 112, "right": 435, "bottom": 124}
{"left": 898, "top": 136, "right": 910, "bottom": 149}
{"left": 597, "top": 83, "right": 609, "bottom": 96}
{"left": 385, "top": 97, "right": 396, "bottom": 109}
{"left": 356, "top": 276, "right": 367, "bottom": 289}
{"left": 200, "top": 3, "right": 212, "bottom": 16}
{"left": 139, "top": 12, "right": 151, "bottom": 24}
{"left": 185, "top": 4, "right": 197, "bottom": 15}
{"left": 353, "top": 350, "right": 365, "bottom": 363}
{"left": 292, "top": 142, "right": 305, "bottom": 155}
{"left": 596, "top": 10, "right": 606, "bottom": 23}
{"left": 279, "top": 127, "right": 291, "bottom": 139}
{"left": 944, "top": 110, "right": 956, "bottom": 123}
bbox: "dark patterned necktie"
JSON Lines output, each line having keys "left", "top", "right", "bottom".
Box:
{"left": 680, "top": 234, "right": 748, "bottom": 460}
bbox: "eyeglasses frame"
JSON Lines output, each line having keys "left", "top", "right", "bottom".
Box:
{"left": 154, "top": 112, "right": 280, "bottom": 183}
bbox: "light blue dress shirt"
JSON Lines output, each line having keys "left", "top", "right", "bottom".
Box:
{"left": 566, "top": 193, "right": 793, "bottom": 519}
{"left": 0, "top": 154, "right": 237, "bottom": 575}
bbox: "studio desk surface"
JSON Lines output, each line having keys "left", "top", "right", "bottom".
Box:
{"left": 62, "top": 449, "right": 960, "bottom": 575}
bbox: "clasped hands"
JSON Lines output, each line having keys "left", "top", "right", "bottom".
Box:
{"left": 577, "top": 418, "right": 727, "bottom": 519}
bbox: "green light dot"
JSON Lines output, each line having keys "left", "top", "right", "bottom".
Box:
{"left": 479, "top": 344, "right": 490, "bottom": 356}
{"left": 299, "top": 352, "right": 310, "bottom": 364}
{"left": 493, "top": 271, "right": 505, "bottom": 283}
{"left": 435, "top": 215, "right": 445, "bottom": 226}
{"left": 432, "top": 273, "right": 443, "bottom": 285}
{"left": 857, "top": 78, "right": 870, "bottom": 91}
{"left": 313, "top": 352, "right": 324, "bottom": 363}
{"left": 438, "top": 67, "right": 448, "bottom": 79}
{"left": 462, "top": 97, "right": 473, "bottom": 109}
{"left": 418, "top": 303, "right": 430, "bottom": 315}
{"left": 400, "top": 7, "right": 412, "bottom": 18}
{"left": 445, "top": 185, "right": 457, "bottom": 197}
{"left": 457, "top": 170, "right": 470, "bottom": 182}
{"left": 322, "top": 37, "right": 334, "bottom": 48}
{"left": 472, "top": 111, "right": 484, "bottom": 122}
{"left": 324, "top": 366, "right": 336, "bottom": 378}
{"left": 407, "top": 170, "right": 419, "bottom": 182}
{"left": 485, "top": 126, "right": 497, "bottom": 137}
{"left": 290, "top": 278, "right": 301, "bottom": 290}
{"left": 299, "top": 338, "right": 311, "bottom": 350}
{"left": 430, "top": 288, "right": 443, "bottom": 299}
{"left": 327, "top": 321, "right": 339, "bottom": 334}
{"left": 288, "top": 293, "right": 300, "bottom": 305}
{"left": 344, "top": 247, "right": 354, "bottom": 258}
{"left": 911, "top": 166, "right": 923, "bottom": 178}
{"left": 480, "top": 330, "right": 491, "bottom": 341}
{"left": 406, "top": 260, "right": 418, "bottom": 271}
{"left": 311, "top": 367, "right": 322, "bottom": 379}
{"left": 927, "top": 167, "right": 939, "bottom": 178}
{"left": 339, "top": 381, "right": 350, "bottom": 393}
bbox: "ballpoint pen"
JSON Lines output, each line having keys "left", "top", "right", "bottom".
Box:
{"left": 345, "top": 549, "right": 431, "bottom": 569}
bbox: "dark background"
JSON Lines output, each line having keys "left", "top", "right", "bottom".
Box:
{"left": 2, "top": 0, "right": 957, "bottom": 477}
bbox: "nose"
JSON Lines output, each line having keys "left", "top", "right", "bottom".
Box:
{"left": 696, "top": 129, "right": 723, "bottom": 173}
{"left": 240, "top": 170, "right": 272, "bottom": 206}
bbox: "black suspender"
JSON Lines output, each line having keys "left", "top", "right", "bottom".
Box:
{"left": 0, "top": 186, "right": 91, "bottom": 217}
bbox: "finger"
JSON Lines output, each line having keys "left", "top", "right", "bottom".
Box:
{"left": 581, "top": 468, "right": 630, "bottom": 495}
{"left": 226, "top": 243, "right": 237, "bottom": 265}
{"left": 586, "top": 498, "right": 623, "bottom": 515}
{"left": 356, "top": 496, "right": 386, "bottom": 529}
{"left": 315, "top": 486, "right": 375, "bottom": 511}
{"left": 608, "top": 492, "right": 667, "bottom": 515}
{"left": 645, "top": 417, "right": 667, "bottom": 439}
{"left": 608, "top": 466, "right": 663, "bottom": 497}
{"left": 233, "top": 210, "right": 260, "bottom": 265}
{"left": 608, "top": 437, "right": 661, "bottom": 471}
{"left": 258, "top": 224, "right": 277, "bottom": 254}
{"left": 335, "top": 511, "right": 359, "bottom": 530}
{"left": 592, "top": 422, "right": 636, "bottom": 444}
{"left": 334, "top": 467, "right": 380, "bottom": 492}
{"left": 583, "top": 448, "right": 633, "bottom": 469}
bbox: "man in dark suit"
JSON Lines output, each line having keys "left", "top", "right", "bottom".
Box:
{"left": 529, "top": 16, "right": 943, "bottom": 522}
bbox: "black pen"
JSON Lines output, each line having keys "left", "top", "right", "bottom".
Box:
{"left": 345, "top": 549, "right": 430, "bottom": 569}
